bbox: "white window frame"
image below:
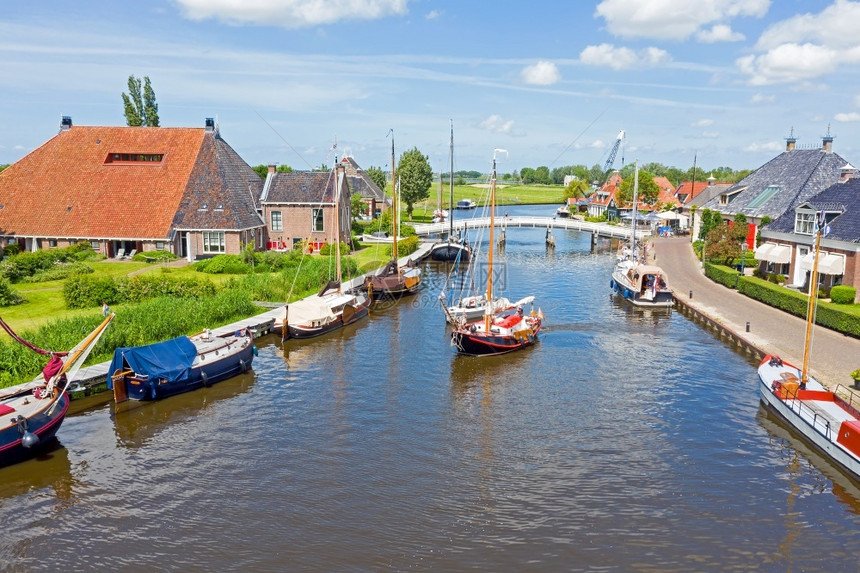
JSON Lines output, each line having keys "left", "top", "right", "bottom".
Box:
{"left": 795, "top": 211, "right": 815, "bottom": 235}
{"left": 271, "top": 210, "right": 283, "bottom": 231}
{"left": 203, "top": 231, "right": 226, "bottom": 253}
{"left": 312, "top": 208, "right": 324, "bottom": 232}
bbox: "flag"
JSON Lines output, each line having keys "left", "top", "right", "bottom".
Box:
{"left": 813, "top": 211, "right": 831, "bottom": 236}
{"left": 537, "top": 308, "right": 545, "bottom": 321}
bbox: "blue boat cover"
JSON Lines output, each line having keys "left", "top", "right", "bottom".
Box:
{"left": 107, "top": 336, "right": 198, "bottom": 389}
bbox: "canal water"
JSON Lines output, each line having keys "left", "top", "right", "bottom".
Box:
{"left": 1, "top": 204, "right": 858, "bottom": 571}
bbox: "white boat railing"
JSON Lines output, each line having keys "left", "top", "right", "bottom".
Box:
{"left": 411, "top": 216, "right": 647, "bottom": 241}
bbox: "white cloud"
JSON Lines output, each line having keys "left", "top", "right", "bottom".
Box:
{"left": 425, "top": 10, "right": 441, "bottom": 20}
{"left": 835, "top": 112, "right": 860, "bottom": 122}
{"left": 701, "top": 131, "right": 720, "bottom": 139}
{"left": 579, "top": 44, "right": 670, "bottom": 70}
{"left": 854, "top": 95, "right": 860, "bottom": 107}
{"left": 589, "top": 139, "right": 606, "bottom": 149}
{"left": 594, "top": 0, "right": 769, "bottom": 40}
{"left": 174, "top": 0, "right": 410, "bottom": 28}
{"left": 743, "top": 141, "right": 783, "bottom": 153}
{"left": 520, "top": 61, "right": 561, "bottom": 85}
{"left": 750, "top": 93, "right": 775, "bottom": 104}
{"left": 739, "top": 1, "right": 860, "bottom": 85}
{"left": 692, "top": 119, "right": 714, "bottom": 127}
{"left": 478, "top": 115, "right": 515, "bottom": 135}
{"left": 696, "top": 24, "right": 744, "bottom": 43}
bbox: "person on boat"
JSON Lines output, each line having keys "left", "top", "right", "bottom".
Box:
{"left": 102, "top": 302, "right": 111, "bottom": 317}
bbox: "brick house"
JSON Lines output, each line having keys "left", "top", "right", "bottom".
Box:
{"left": 260, "top": 167, "right": 351, "bottom": 251}
{"left": 0, "top": 117, "right": 265, "bottom": 261}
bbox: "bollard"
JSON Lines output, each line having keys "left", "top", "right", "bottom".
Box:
{"left": 689, "top": 290, "right": 693, "bottom": 299}
{"left": 746, "top": 322, "right": 750, "bottom": 332}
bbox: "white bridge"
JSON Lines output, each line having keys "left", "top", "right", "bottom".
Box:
{"left": 411, "top": 216, "right": 646, "bottom": 241}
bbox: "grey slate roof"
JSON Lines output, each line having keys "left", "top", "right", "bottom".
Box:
{"left": 701, "top": 148, "right": 849, "bottom": 220}
{"left": 767, "top": 177, "right": 860, "bottom": 243}
{"left": 686, "top": 183, "right": 732, "bottom": 208}
{"left": 341, "top": 156, "right": 390, "bottom": 205}
{"left": 264, "top": 170, "right": 343, "bottom": 204}
{"left": 172, "top": 133, "right": 265, "bottom": 231}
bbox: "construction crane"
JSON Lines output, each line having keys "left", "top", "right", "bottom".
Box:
{"left": 600, "top": 130, "right": 625, "bottom": 183}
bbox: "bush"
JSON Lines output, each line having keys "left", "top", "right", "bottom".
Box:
{"left": 0, "top": 277, "right": 25, "bottom": 307}
{"left": 63, "top": 276, "right": 119, "bottom": 309}
{"left": 319, "top": 242, "right": 350, "bottom": 256}
{"left": 0, "top": 241, "right": 95, "bottom": 282}
{"left": 2, "top": 242, "right": 21, "bottom": 258}
{"left": 21, "top": 261, "right": 94, "bottom": 283}
{"left": 63, "top": 274, "right": 217, "bottom": 308}
{"left": 193, "top": 254, "right": 251, "bottom": 274}
{"left": 386, "top": 235, "right": 419, "bottom": 258}
{"left": 130, "top": 250, "right": 177, "bottom": 263}
{"left": 830, "top": 285, "right": 857, "bottom": 304}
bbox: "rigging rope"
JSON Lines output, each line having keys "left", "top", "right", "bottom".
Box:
{"left": 0, "top": 317, "right": 68, "bottom": 357}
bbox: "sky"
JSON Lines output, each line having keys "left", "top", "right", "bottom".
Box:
{"left": 3, "top": 0, "right": 860, "bottom": 176}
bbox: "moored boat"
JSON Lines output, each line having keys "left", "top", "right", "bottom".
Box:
{"left": 109, "top": 328, "right": 255, "bottom": 403}
{"left": 456, "top": 199, "right": 476, "bottom": 209}
{"left": 757, "top": 209, "right": 860, "bottom": 481}
{"left": 1, "top": 312, "right": 115, "bottom": 467}
{"left": 429, "top": 122, "right": 472, "bottom": 263}
{"left": 448, "top": 150, "right": 542, "bottom": 356}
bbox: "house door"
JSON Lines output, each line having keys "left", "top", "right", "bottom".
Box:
{"left": 178, "top": 232, "right": 188, "bottom": 258}
{"left": 794, "top": 246, "right": 809, "bottom": 286}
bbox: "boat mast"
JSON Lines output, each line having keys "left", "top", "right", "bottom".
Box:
{"left": 484, "top": 152, "right": 500, "bottom": 332}
{"left": 449, "top": 120, "right": 454, "bottom": 241}
{"left": 334, "top": 162, "right": 342, "bottom": 285}
{"left": 631, "top": 160, "right": 639, "bottom": 257}
{"left": 801, "top": 212, "right": 825, "bottom": 385}
{"left": 390, "top": 129, "right": 398, "bottom": 264}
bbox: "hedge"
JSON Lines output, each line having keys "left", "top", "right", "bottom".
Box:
{"left": 704, "top": 262, "right": 740, "bottom": 288}
{"left": 386, "top": 235, "right": 419, "bottom": 258}
{"left": 737, "top": 275, "right": 860, "bottom": 338}
{"left": 63, "top": 274, "right": 217, "bottom": 308}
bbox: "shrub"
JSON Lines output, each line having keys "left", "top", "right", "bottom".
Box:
{"left": 319, "top": 242, "right": 350, "bottom": 256}
{"left": 193, "top": 254, "right": 251, "bottom": 274}
{"left": 386, "top": 235, "right": 419, "bottom": 257}
{"left": 0, "top": 241, "right": 95, "bottom": 282}
{"left": 21, "top": 261, "right": 94, "bottom": 283}
{"left": 0, "top": 277, "right": 25, "bottom": 306}
{"left": 63, "top": 274, "right": 217, "bottom": 308}
{"left": 830, "top": 285, "right": 857, "bottom": 304}
{"left": 2, "top": 242, "right": 21, "bottom": 258}
{"left": 63, "top": 276, "right": 119, "bottom": 309}
{"left": 130, "top": 250, "right": 177, "bottom": 263}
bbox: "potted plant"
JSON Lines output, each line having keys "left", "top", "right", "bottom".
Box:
{"left": 851, "top": 368, "right": 860, "bottom": 389}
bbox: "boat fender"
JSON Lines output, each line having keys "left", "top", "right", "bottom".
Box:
{"left": 239, "top": 359, "right": 248, "bottom": 373}
{"left": 624, "top": 289, "right": 630, "bottom": 298}
{"left": 14, "top": 416, "right": 40, "bottom": 449}
{"left": 201, "top": 371, "right": 209, "bottom": 387}
{"left": 609, "top": 279, "right": 615, "bottom": 289}
{"left": 469, "top": 324, "right": 477, "bottom": 333}
{"left": 252, "top": 346, "right": 259, "bottom": 357}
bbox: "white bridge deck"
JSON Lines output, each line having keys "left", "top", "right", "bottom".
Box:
{"left": 412, "top": 216, "right": 646, "bottom": 241}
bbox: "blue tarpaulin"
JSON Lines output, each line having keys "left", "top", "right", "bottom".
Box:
{"left": 107, "top": 336, "right": 198, "bottom": 389}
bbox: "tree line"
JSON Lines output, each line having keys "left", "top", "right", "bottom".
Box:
{"left": 518, "top": 162, "right": 753, "bottom": 187}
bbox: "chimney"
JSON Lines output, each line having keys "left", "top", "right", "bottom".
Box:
{"left": 204, "top": 117, "right": 215, "bottom": 132}
{"left": 839, "top": 162, "right": 855, "bottom": 182}
{"left": 784, "top": 127, "right": 796, "bottom": 151}
{"left": 60, "top": 116, "right": 72, "bottom": 132}
{"left": 268, "top": 164, "right": 276, "bottom": 174}
{"left": 707, "top": 175, "right": 716, "bottom": 186}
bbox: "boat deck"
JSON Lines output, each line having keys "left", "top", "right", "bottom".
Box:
{"left": 799, "top": 398, "right": 855, "bottom": 430}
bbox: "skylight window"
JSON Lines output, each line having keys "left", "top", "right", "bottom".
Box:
{"left": 105, "top": 153, "right": 164, "bottom": 164}
{"left": 747, "top": 185, "right": 781, "bottom": 209}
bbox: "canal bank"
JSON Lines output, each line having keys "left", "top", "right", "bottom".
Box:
{"left": 651, "top": 235, "right": 860, "bottom": 393}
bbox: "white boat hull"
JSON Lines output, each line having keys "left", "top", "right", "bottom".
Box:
{"left": 757, "top": 357, "right": 860, "bottom": 480}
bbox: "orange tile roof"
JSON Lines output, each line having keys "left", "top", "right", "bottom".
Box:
{"left": 0, "top": 126, "right": 206, "bottom": 239}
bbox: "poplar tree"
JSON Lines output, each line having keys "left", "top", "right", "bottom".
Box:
{"left": 122, "top": 75, "right": 160, "bottom": 127}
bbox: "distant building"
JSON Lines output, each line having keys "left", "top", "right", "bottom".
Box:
{"left": 260, "top": 167, "right": 351, "bottom": 252}
{"left": 340, "top": 156, "right": 390, "bottom": 218}
{"left": 0, "top": 117, "right": 265, "bottom": 260}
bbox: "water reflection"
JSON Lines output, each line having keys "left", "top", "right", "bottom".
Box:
{"left": 111, "top": 371, "right": 255, "bottom": 448}
{"left": 0, "top": 439, "right": 73, "bottom": 503}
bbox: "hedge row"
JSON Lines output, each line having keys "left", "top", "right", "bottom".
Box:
{"left": 63, "top": 274, "right": 218, "bottom": 309}
{"left": 704, "top": 262, "right": 740, "bottom": 288}
{"left": 386, "top": 235, "right": 420, "bottom": 258}
{"left": 700, "top": 263, "right": 860, "bottom": 338}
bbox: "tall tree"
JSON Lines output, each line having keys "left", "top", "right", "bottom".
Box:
{"left": 397, "top": 147, "right": 433, "bottom": 219}
{"left": 616, "top": 170, "right": 660, "bottom": 207}
{"left": 365, "top": 165, "right": 386, "bottom": 192}
{"left": 122, "top": 75, "right": 160, "bottom": 127}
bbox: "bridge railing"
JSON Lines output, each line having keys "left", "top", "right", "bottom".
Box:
{"left": 412, "top": 216, "right": 647, "bottom": 241}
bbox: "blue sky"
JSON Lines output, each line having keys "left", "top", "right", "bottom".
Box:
{"left": 3, "top": 0, "right": 860, "bottom": 176}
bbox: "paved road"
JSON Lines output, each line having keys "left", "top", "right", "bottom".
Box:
{"left": 651, "top": 236, "right": 860, "bottom": 392}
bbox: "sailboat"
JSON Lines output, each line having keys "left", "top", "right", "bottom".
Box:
{"left": 274, "top": 163, "right": 370, "bottom": 339}
{"left": 757, "top": 211, "right": 860, "bottom": 480}
{"left": 609, "top": 160, "right": 673, "bottom": 307}
{"left": 1, "top": 312, "right": 115, "bottom": 467}
{"left": 429, "top": 122, "right": 472, "bottom": 262}
{"left": 447, "top": 150, "right": 542, "bottom": 356}
{"left": 362, "top": 129, "right": 422, "bottom": 298}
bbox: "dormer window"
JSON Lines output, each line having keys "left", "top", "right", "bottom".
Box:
{"left": 199, "top": 203, "right": 208, "bottom": 211}
{"left": 105, "top": 153, "right": 164, "bottom": 164}
{"left": 795, "top": 210, "right": 815, "bottom": 235}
